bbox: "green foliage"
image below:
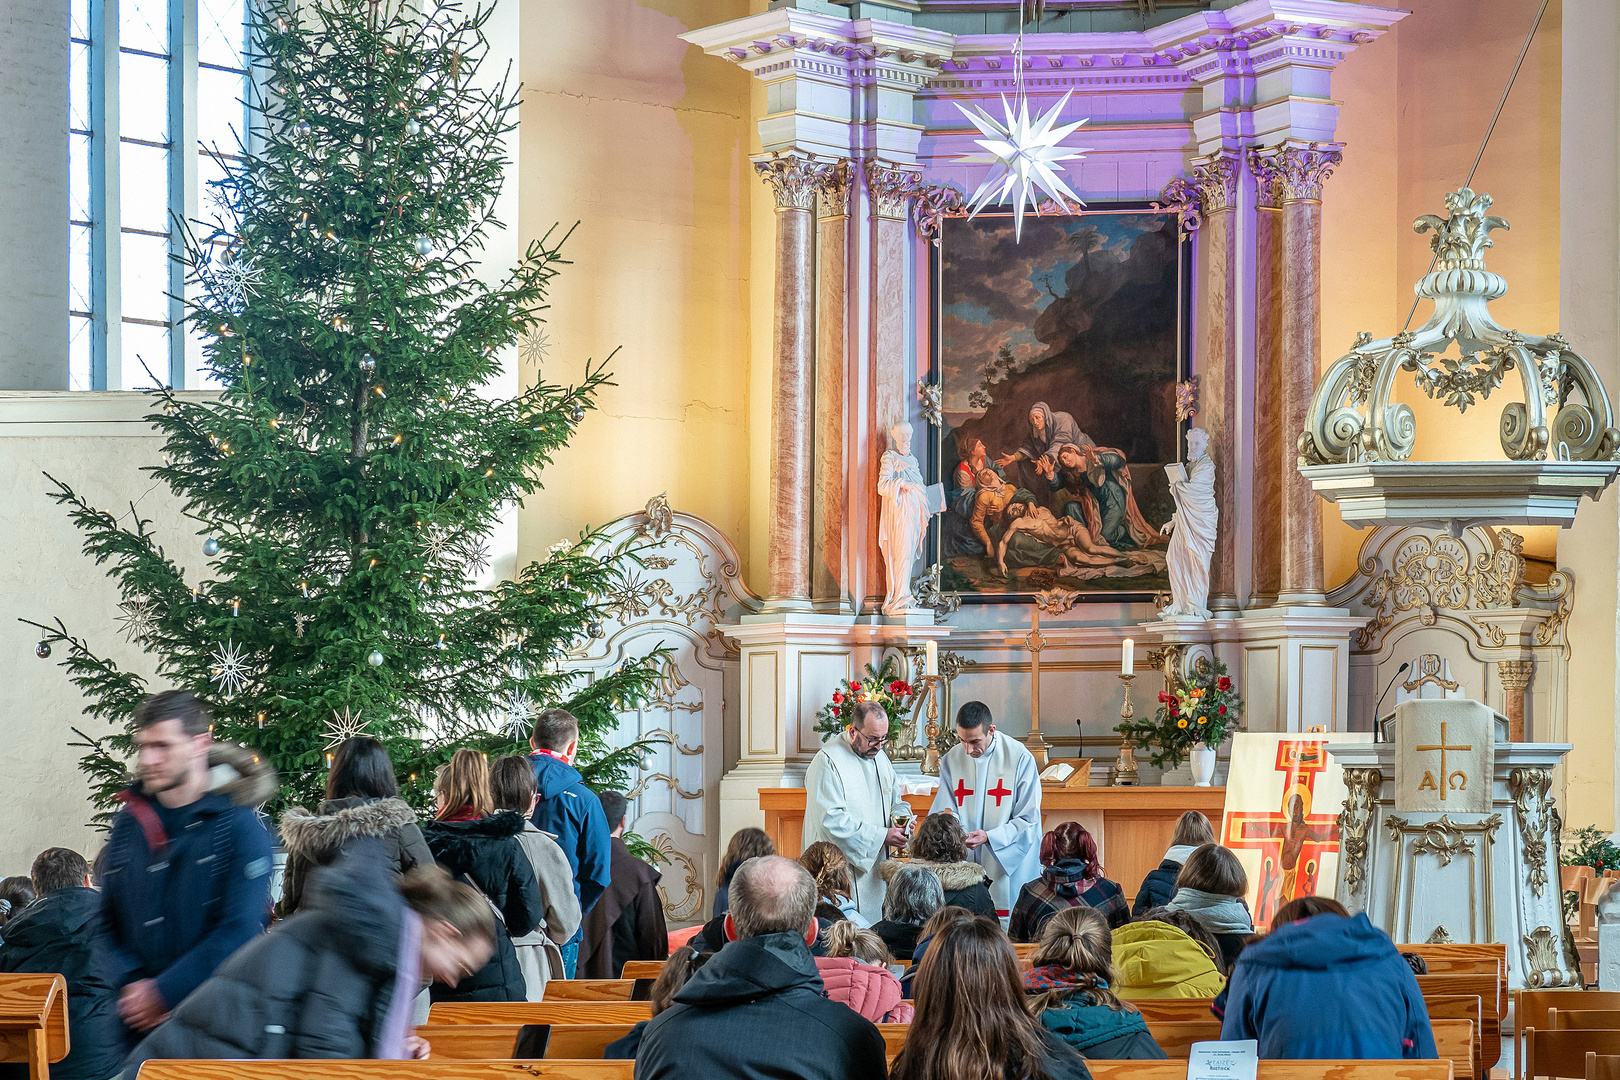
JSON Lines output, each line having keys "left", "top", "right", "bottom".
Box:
{"left": 1114, "top": 659, "right": 1244, "bottom": 771}
{"left": 1563, "top": 824, "right": 1620, "bottom": 872}
{"left": 26, "top": 0, "right": 663, "bottom": 822}
{"left": 812, "top": 657, "right": 918, "bottom": 748}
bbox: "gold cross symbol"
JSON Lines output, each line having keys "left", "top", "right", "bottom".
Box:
{"left": 1415, "top": 721, "right": 1472, "bottom": 801}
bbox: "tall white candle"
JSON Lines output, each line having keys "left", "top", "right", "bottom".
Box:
{"left": 924, "top": 639, "right": 938, "bottom": 677}
{"left": 1121, "top": 637, "right": 1135, "bottom": 676}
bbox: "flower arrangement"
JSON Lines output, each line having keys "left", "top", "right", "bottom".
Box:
{"left": 814, "top": 656, "right": 918, "bottom": 748}
{"left": 1114, "top": 659, "right": 1243, "bottom": 770}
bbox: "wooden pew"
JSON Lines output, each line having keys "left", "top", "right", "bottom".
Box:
{"left": 138, "top": 1064, "right": 634, "bottom": 1080}
{"left": 1425, "top": 995, "right": 1485, "bottom": 1078}
{"left": 1589, "top": 1053, "right": 1620, "bottom": 1080}
{"left": 1014, "top": 942, "right": 1039, "bottom": 960}
{"left": 1551, "top": 1009, "right": 1620, "bottom": 1029}
{"left": 1517, "top": 991, "right": 1620, "bottom": 1079}
{"left": 1401, "top": 944, "right": 1507, "bottom": 1017}
{"left": 1431, "top": 1019, "right": 1476, "bottom": 1080}
{"left": 420, "top": 1025, "right": 638, "bottom": 1061}
{"left": 1145, "top": 1021, "right": 1223, "bottom": 1058}
{"left": 1526, "top": 1029, "right": 1620, "bottom": 1079}
{"left": 427, "top": 1002, "right": 651, "bottom": 1026}
{"left": 619, "top": 961, "right": 664, "bottom": 981}
{"left": 542, "top": 981, "right": 635, "bottom": 1002}
{"left": 1417, "top": 974, "right": 1500, "bottom": 1076}
{"left": 1127, "top": 999, "right": 1219, "bottom": 1024}
{"left": 0, "top": 973, "right": 70, "bottom": 1080}
{"left": 1083, "top": 1063, "right": 1453, "bottom": 1080}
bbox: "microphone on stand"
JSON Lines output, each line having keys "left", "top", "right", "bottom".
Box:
{"left": 1371, "top": 662, "right": 1410, "bottom": 742}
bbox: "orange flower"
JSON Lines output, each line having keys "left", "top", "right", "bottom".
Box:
{"left": 1197, "top": 717, "right": 1208, "bottom": 724}
{"left": 1176, "top": 718, "right": 1189, "bottom": 729}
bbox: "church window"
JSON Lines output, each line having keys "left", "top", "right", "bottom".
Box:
{"left": 69, "top": 0, "right": 252, "bottom": 390}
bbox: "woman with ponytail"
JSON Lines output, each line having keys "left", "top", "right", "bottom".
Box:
{"left": 1008, "top": 823, "right": 1127, "bottom": 941}
{"left": 797, "top": 841, "right": 867, "bottom": 926}
{"left": 1024, "top": 907, "right": 1166, "bottom": 1059}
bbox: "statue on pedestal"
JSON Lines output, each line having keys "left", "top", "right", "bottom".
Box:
{"left": 878, "top": 422, "right": 943, "bottom": 615}
{"left": 1160, "top": 426, "right": 1217, "bottom": 620}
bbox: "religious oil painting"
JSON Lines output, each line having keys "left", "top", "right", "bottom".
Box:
{"left": 1220, "top": 732, "right": 1375, "bottom": 927}
{"left": 934, "top": 209, "right": 1189, "bottom": 600}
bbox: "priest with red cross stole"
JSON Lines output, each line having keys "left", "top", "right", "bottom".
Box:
{"left": 930, "top": 700, "right": 1043, "bottom": 915}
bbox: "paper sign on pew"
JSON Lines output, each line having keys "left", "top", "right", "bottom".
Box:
{"left": 1188, "top": 1040, "right": 1257, "bottom": 1080}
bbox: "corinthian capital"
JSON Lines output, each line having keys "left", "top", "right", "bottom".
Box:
{"left": 1248, "top": 142, "right": 1343, "bottom": 206}
{"left": 1193, "top": 151, "right": 1240, "bottom": 214}
{"left": 864, "top": 159, "right": 921, "bottom": 221}
{"left": 753, "top": 151, "right": 841, "bottom": 212}
{"left": 816, "top": 160, "right": 853, "bottom": 219}
{"left": 913, "top": 183, "right": 967, "bottom": 245}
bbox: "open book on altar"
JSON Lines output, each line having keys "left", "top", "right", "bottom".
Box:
{"left": 1039, "top": 759, "right": 1092, "bottom": 787}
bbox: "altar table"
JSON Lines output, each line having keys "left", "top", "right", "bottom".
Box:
{"left": 759, "top": 785, "right": 1227, "bottom": 905}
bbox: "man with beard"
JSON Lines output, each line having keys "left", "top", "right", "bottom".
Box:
{"left": 803, "top": 701, "right": 911, "bottom": 922}
{"left": 929, "top": 701, "right": 1042, "bottom": 914}
{"left": 96, "top": 691, "right": 274, "bottom": 1047}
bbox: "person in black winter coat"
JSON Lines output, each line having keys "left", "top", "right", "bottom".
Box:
{"left": 636, "top": 856, "right": 887, "bottom": 1080}
{"left": 423, "top": 750, "right": 545, "bottom": 1002}
{"left": 122, "top": 844, "right": 498, "bottom": 1078}
{"left": 1130, "top": 811, "right": 1214, "bottom": 918}
{"left": 0, "top": 849, "right": 122, "bottom": 1080}
{"left": 97, "top": 693, "right": 277, "bottom": 1047}
{"left": 879, "top": 811, "right": 997, "bottom": 918}
{"left": 278, "top": 736, "right": 435, "bottom": 917}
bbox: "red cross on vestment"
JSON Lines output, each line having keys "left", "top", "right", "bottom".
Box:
{"left": 988, "top": 779, "right": 1012, "bottom": 807}
{"left": 952, "top": 779, "right": 975, "bottom": 807}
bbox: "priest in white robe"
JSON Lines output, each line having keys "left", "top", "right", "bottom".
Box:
{"left": 930, "top": 700, "right": 1043, "bottom": 913}
{"left": 803, "top": 700, "right": 912, "bottom": 922}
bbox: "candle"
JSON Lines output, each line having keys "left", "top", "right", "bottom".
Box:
{"left": 1122, "top": 637, "right": 1135, "bottom": 676}
{"left": 924, "top": 639, "right": 938, "bottom": 677}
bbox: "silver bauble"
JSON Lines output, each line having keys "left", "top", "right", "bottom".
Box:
{"left": 35, "top": 641, "right": 51, "bottom": 659}
{"left": 367, "top": 649, "right": 385, "bottom": 667}
{"left": 202, "top": 537, "right": 221, "bottom": 556}
{"left": 414, "top": 236, "right": 433, "bottom": 256}
{"left": 569, "top": 404, "right": 586, "bottom": 424}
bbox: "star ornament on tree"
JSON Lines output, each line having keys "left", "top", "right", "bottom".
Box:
{"left": 955, "top": 89, "right": 1089, "bottom": 241}
{"left": 323, "top": 707, "right": 371, "bottom": 750}
{"left": 209, "top": 639, "right": 252, "bottom": 698}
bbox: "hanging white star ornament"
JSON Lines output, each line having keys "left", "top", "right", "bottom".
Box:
{"left": 324, "top": 707, "right": 371, "bottom": 750}
{"left": 519, "top": 327, "right": 551, "bottom": 368}
{"left": 115, "top": 598, "right": 156, "bottom": 644}
{"left": 459, "top": 537, "right": 491, "bottom": 579}
{"left": 955, "top": 89, "right": 1089, "bottom": 241}
{"left": 209, "top": 639, "right": 252, "bottom": 698}
{"left": 501, "top": 688, "right": 536, "bottom": 740}
{"left": 206, "top": 254, "right": 264, "bottom": 311}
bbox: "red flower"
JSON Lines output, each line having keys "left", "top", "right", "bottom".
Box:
{"left": 1217, "top": 676, "right": 1232, "bottom": 691}
{"left": 1157, "top": 691, "right": 1171, "bottom": 704}
{"left": 832, "top": 691, "right": 844, "bottom": 705}
{"left": 1219, "top": 705, "right": 1227, "bottom": 715}
{"left": 888, "top": 680, "right": 902, "bottom": 694}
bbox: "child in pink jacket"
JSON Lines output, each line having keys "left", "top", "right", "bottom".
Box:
{"left": 814, "top": 922, "right": 915, "bottom": 1024}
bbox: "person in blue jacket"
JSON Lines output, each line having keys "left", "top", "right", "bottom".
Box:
{"left": 526, "top": 707, "right": 611, "bottom": 978}
{"left": 96, "top": 691, "right": 276, "bottom": 1047}
{"left": 1220, "top": 896, "right": 1436, "bottom": 1059}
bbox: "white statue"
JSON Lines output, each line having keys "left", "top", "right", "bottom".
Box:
{"left": 1159, "top": 426, "right": 1217, "bottom": 621}
{"left": 878, "top": 422, "right": 942, "bottom": 615}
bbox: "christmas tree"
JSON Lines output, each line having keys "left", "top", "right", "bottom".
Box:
{"left": 26, "top": 0, "right": 661, "bottom": 822}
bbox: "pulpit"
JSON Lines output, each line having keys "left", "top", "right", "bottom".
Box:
{"left": 1328, "top": 699, "right": 1579, "bottom": 990}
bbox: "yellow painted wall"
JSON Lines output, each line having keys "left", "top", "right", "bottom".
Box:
{"left": 514, "top": 0, "right": 762, "bottom": 587}
{"left": 1322, "top": 0, "right": 1563, "bottom": 591}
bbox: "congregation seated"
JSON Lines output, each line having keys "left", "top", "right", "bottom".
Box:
{"left": 635, "top": 855, "right": 887, "bottom": 1080}
{"left": 123, "top": 846, "right": 496, "bottom": 1075}
{"left": 1112, "top": 908, "right": 1225, "bottom": 998}
{"left": 799, "top": 840, "right": 867, "bottom": 925}
{"left": 603, "top": 944, "right": 706, "bottom": 1059}
{"left": 1161, "top": 844, "right": 1254, "bottom": 972}
{"left": 901, "top": 904, "right": 974, "bottom": 997}
{"left": 815, "top": 921, "right": 914, "bottom": 1024}
{"left": 0, "top": 848, "right": 121, "bottom": 1080}
{"left": 880, "top": 811, "right": 997, "bottom": 918}
{"left": 1009, "top": 822, "right": 1127, "bottom": 941}
{"left": 488, "top": 755, "right": 582, "bottom": 997}
{"left": 422, "top": 749, "right": 546, "bottom": 1002}
{"left": 871, "top": 863, "right": 945, "bottom": 961}
{"left": 1131, "top": 810, "right": 1213, "bottom": 917}
{"left": 0, "top": 876, "right": 36, "bottom": 930}
{"left": 1023, "top": 907, "right": 1167, "bottom": 1060}
{"left": 889, "top": 916, "right": 1093, "bottom": 1080}
{"left": 1220, "top": 896, "right": 1437, "bottom": 1060}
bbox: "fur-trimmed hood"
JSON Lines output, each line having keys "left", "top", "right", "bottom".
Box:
{"left": 207, "top": 741, "right": 279, "bottom": 808}
{"left": 279, "top": 796, "right": 421, "bottom": 860}
{"left": 878, "top": 857, "right": 989, "bottom": 892}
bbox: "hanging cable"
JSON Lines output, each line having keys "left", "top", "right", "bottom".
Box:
{"left": 1402, "top": 0, "right": 1551, "bottom": 332}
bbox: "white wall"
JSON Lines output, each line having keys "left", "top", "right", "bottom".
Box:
{"left": 0, "top": 0, "right": 69, "bottom": 390}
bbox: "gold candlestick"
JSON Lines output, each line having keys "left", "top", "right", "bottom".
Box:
{"left": 918, "top": 674, "right": 944, "bottom": 776}
{"left": 1113, "top": 673, "right": 1139, "bottom": 787}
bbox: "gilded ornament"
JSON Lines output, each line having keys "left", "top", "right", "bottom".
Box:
{"left": 1337, "top": 767, "right": 1382, "bottom": 900}
{"left": 1507, "top": 766, "right": 1555, "bottom": 898}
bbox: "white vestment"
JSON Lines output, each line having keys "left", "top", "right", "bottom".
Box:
{"left": 803, "top": 733, "right": 909, "bottom": 922}
{"left": 930, "top": 731, "right": 1043, "bottom": 913}
{"left": 1161, "top": 448, "right": 1217, "bottom": 620}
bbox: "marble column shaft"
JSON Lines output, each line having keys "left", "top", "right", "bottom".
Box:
{"left": 1194, "top": 153, "right": 1240, "bottom": 609}
{"left": 814, "top": 165, "right": 852, "bottom": 609}
{"left": 1251, "top": 195, "right": 1284, "bottom": 602}
{"left": 1499, "top": 659, "right": 1534, "bottom": 742}
{"left": 754, "top": 153, "right": 822, "bottom": 607}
